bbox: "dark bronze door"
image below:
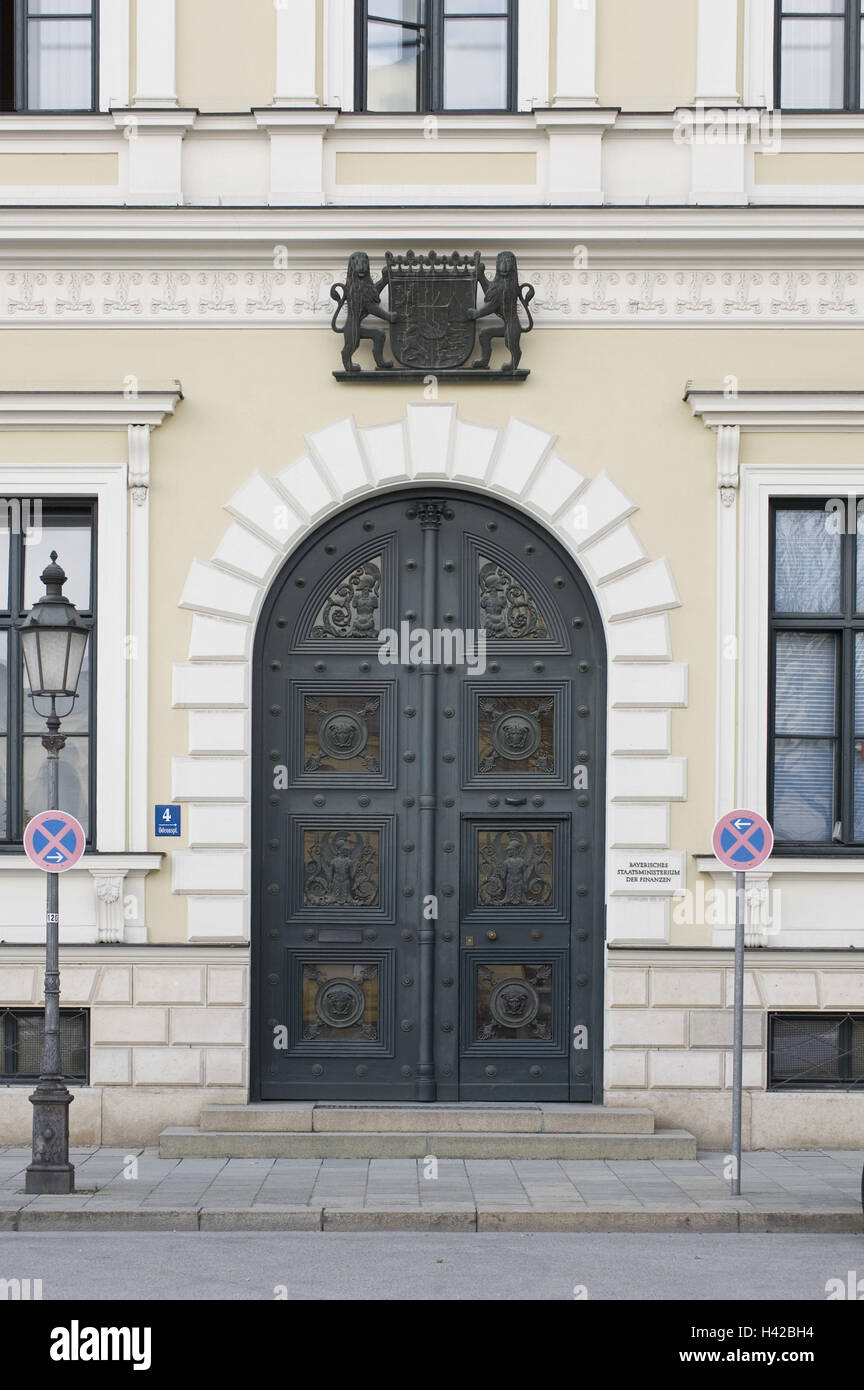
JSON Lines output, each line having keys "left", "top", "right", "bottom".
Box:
{"left": 252, "top": 488, "right": 605, "bottom": 1102}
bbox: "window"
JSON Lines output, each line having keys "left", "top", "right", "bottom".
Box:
{"left": 0, "top": 500, "right": 96, "bottom": 845}
{"left": 357, "top": 1, "right": 517, "bottom": 112}
{"left": 776, "top": 0, "right": 864, "bottom": 109}
{"left": 0, "top": 1007, "right": 88, "bottom": 1083}
{"left": 769, "top": 1012, "right": 864, "bottom": 1088}
{"left": 0, "top": 0, "right": 98, "bottom": 113}
{"left": 768, "top": 499, "right": 864, "bottom": 850}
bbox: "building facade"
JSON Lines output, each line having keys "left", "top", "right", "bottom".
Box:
{"left": 0, "top": 0, "right": 863, "bottom": 1148}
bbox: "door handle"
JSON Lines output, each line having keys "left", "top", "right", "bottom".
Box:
{"left": 505, "top": 797, "right": 527, "bottom": 806}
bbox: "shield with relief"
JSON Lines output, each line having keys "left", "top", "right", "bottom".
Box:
{"left": 385, "top": 250, "right": 479, "bottom": 371}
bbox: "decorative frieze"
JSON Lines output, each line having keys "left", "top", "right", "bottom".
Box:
{"left": 0, "top": 267, "right": 861, "bottom": 326}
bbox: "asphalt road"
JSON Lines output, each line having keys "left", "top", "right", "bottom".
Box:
{"left": 1, "top": 1232, "right": 862, "bottom": 1300}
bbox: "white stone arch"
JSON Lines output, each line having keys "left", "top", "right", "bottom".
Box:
{"left": 171, "top": 403, "right": 687, "bottom": 956}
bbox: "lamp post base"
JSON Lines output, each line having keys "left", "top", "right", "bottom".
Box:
{"left": 25, "top": 1083, "right": 74, "bottom": 1195}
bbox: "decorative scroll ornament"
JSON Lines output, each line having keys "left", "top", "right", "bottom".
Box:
{"left": 330, "top": 250, "right": 534, "bottom": 379}
{"left": 479, "top": 559, "right": 549, "bottom": 640}
{"left": 303, "top": 830, "right": 379, "bottom": 906}
{"left": 311, "top": 560, "right": 381, "bottom": 640}
{"left": 478, "top": 829, "right": 553, "bottom": 906}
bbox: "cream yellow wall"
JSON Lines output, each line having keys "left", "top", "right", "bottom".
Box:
{"left": 597, "top": 0, "right": 698, "bottom": 109}
{"left": 175, "top": 0, "right": 276, "bottom": 111}
{"left": 7, "top": 327, "right": 864, "bottom": 942}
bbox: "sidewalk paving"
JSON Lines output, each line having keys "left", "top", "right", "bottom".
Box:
{"left": 1, "top": 1147, "right": 861, "bottom": 1232}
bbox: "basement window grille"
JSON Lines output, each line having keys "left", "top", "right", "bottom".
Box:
{"left": 768, "top": 1012, "right": 864, "bottom": 1089}
{"left": 0, "top": 1007, "right": 88, "bottom": 1084}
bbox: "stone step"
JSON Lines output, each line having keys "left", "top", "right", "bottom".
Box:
{"left": 198, "top": 1103, "right": 656, "bottom": 1136}
{"left": 159, "top": 1127, "right": 696, "bottom": 1161}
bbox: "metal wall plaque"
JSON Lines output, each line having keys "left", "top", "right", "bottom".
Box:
{"left": 610, "top": 852, "right": 686, "bottom": 895}
{"left": 330, "top": 249, "right": 534, "bottom": 381}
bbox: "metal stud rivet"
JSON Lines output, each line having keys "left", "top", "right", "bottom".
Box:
{"left": 443, "top": 707, "right": 454, "bottom": 718}
{"left": 577, "top": 840, "right": 589, "bottom": 852}
{"left": 577, "top": 794, "right": 590, "bottom": 807}
{"left": 404, "top": 611, "right": 417, "bottom": 621}
{"left": 365, "top": 930, "right": 377, "bottom": 942}
{"left": 270, "top": 705, "right": 281, "bottom": 716}
{"left": 276, "top": 617, "right": 287, "bottom": 629}
{"left": 577, "top": 750, "right": 590, "bottom": 762}
{"left": 400, "top": 1020, "right": 414, "bottom": 1032}
{"left": 529, "top": 1066, "right": 542, "bottom": 1078}
{"left": 577, "top": 929, "right": 589, "bottom": 942}
{"left": 441, "top": 977, "right": 453, "bottom": 988}
{"left": 358, "top": 795, "right": 370, "bottom": 807}
{"left": 441, "top": 887, "right": 454, "bottom": 898}
{"left": 269, "top": 795, "right": 279, "bottom": 807}
{"left": 441, "top": 1065, "right": 453, "bottom": 1077}
{"left": 268, "top": 749, "right": 281, "bottom": 761}
{"left": 489, "top": 662, "right": 500, "bottom": 673}
{"left": 443, "top": 797, "right": 455, "bottom": 808}
{"left": 533, "top": 662, "right": 544, "bottom": 673}
{"left": 270, "top": 660, "right": 281, "bottom": 672}
{"left": 401, "top": 976, "right": 414, "bottom": 988}
{"left": 311, "top": 1064, "right": 324, "bottom": 1076}
{"left": 576, "top": 886, "right": 589, "bottom": 897}
{"left": 486, "top": 522, "right": 498, "bottom": 532}
{"left": 401, "top": 1065, "right": 413, "bottom": 1078}
{"left": 267, "top": 973, "right": 279, "bottom": 986}
{"left": 402, "top": 841, "right": 415, "bottom": 852}
{"left": 485, "top": 1065, "right": 497, "bottom": 1077}
{"left": 532, "top": 796, "right": 544, "bottom": 807}
{"left": 295, "top": 579, "right": 306, "bottom": 588}
{"left": 401, "top": 930, "right": 415, "bottom": 941}
{"left": 360, "top": 662, "right": 371, "bottom": 673}
{"left": 356, "top": 1065, "right": 368, "bottom": 1077}
{"left": 531, "top": 929, "right": 542, "bottom": 941}
{"left": 325, "top": 544, "right": 336, "bottom": 555}
{"left": 443, "top": 509, "right": 455, "bottom": 520}
{"left": 577, "top": 705, "right": 590, "bottom": 718}
{"left": 363, "top": 520, "right": 374, "bottom": 531}
{"left": 314, "top": 661, "right": 326, "bottom": 673}
{"left": 574, "top": 1067, "right": 586, "bottom": 1078}
{"left": 268, "top": 839, "right": 279, "bottom": 851}
{"left": 403, "top": 887, "right": 415, "bottom": 898}
{"left": 579, "top": 660, "right": 590, "bottom": 673}
{"left": 442, "top": 752, "right": 455, "bottom": 763}
{"left": 403, "top": 796, "right": 416, "bottom": 808}
{"left": 267, "top": 884, "right": 279, "bottom": 895}
{"left": 440, "top": 1021, "right": 454, "bottom": 1033}
{"left": 554, "top": 577, "right": 565, "bottom": 588}
{"left": 304, "top": 930, "right": 315, "bottom": 941}
{"left": 572, "top": 617, "right": 584, "bottom": 629}
{"left": 443, "top": 841, "right": 455, "bottom": 853}
{"left": 442, "top": 929, "right": 454, "bottom": 941}
{"left": 444, "top": 613, "right": 455, "bottom": 622}
{"left": 268, "top": 930, "right": 279, "bottom": 940}
{"left": 488, "top": 796, "right": 500, "bottom": 807}
{"left": 525, "top": 544, "right": 535, "bottom": 554}
{"left": 404, "top": 751, "right": 416, "bottom": 762}
{"left": 576, "top": 974, "right": 589, "bottom": 987}
{"left": 443, "top": 561, "right": 455, "bottom": 572}
{"left": 406, "top": 559, "right": 417, "bottom": 570}
{"left": 313, "top": 795, "right": 326, "bottom": 807}
{"left": 404, "top": 707, "right": 416, "bottom": 718}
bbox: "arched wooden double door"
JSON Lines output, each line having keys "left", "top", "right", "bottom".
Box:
{"left": 252, "top": 488, "right": 606, "bottom": 1103}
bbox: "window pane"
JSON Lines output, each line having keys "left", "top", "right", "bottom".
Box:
{"left": 446, "top": 0, "right": 508, "bottom": 12}
{"left": 772, "top": 1016, "right": 842, "bottom": 1084}
{"left": 23, "top": 635, "right": 90, "bottom": 733}
{"left": 0, "top": 630, "right": 6, "bottom": 733}
{"left": 23, "top": 735, "right": 89, "bottom": 834}
{"left": 367, "top": 20, "right": 422, "bottom": 110}
{"left": 852, "top": 1018, "right": 864, "bottom": 1079}
{"left": 773, "top": 508, "right": 841, "bottom": 612}
{"left": 369, "top": 1, "right": 421, "bottom": 20}
{"left": 780, "top": 18, "right": 845, "bottom": 108}
{"left": 24, "top": 522, "right": 91, "bottom": 611}
{"left": 0, "top": 735, "right": 6, "bottom": 840}
{"left": 29, "top": 0, "right": 92, "bottom": 13}
{"left": 775, "top": 631, "right": 836, "bottom": 735}
{"left": 773, "top": 737, "right": 834, "bottom": 841}
{"left": 782, "top": 0, "right": 843, "bottom": 12}
{"left": 27, "top": 18, "right": 93, "bottom": 109}
{"left": 443, "top": 17, "right": 508, "bottom": 108}
{"left": 0, "top": 523, "right": 8, "bottom": 608}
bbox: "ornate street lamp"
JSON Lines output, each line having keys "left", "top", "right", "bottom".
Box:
{"left": 18, "top": 552, "right": 90, "bottom": 1195}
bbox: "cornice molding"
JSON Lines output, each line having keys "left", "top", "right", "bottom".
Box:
{"left": 0, "top": 388, "right": 182, "bottom": 429}
{"left": 686, "top": 389, "right": 864, "bottom": 431}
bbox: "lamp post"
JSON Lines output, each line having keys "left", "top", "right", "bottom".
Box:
{"left": 18, "top": 552, "right": 90, "bottom": 1196}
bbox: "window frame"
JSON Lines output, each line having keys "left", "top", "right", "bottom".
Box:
{"left": 0, "top": 497, "right": 97, "bottom": 850}
{"left": 768, "top": 1011, "right": 864, "bottom": 1089}
{"left": 355, "top": 0, "right": 518, "bottom": 114}
{"left": 774, "top": 0, "right": 863, "bottom": 111}
{"left": 767, "top": 496, "right": 864, "bottom": 854}
{"left": 1, "top": 0, "right": 100, "bottom": 114}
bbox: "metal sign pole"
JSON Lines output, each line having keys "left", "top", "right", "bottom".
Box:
{"left": 731, "top": 869, "right": 746, "bottom": 1197}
